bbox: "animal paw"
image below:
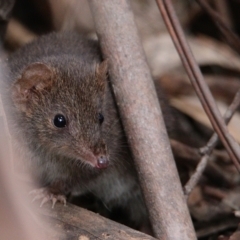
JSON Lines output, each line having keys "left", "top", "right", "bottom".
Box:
{"left": 29, "top": 188, "right": 67, "bottom": 208}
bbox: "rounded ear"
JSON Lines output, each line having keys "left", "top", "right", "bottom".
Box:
{"left": 95, "top": 60, "right": 108, "bottom": 91}
{"left": 11, "top": 62, "right": 55, "bottom": 112}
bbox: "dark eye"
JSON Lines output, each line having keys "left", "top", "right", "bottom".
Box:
{"left": 54, "top": 114, "right": 67, "bottom": 128}
{"left": 98, "top": 113, "right": 104, "bottom": 124}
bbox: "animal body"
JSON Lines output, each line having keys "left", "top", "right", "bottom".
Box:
{"left": 3, "top": 31, "right": 173, "bottom": 228}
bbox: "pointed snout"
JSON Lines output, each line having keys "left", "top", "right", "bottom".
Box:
{"left": 96, "top": 154, "right": 109, "bottom": 169}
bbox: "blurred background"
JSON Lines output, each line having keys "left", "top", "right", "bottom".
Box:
{"left": 2, "top": 0, "right": 240, "bottom": 239}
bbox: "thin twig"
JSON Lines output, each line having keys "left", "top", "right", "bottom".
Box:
{"left": 170, "top": 140, "right": 233, "bottom": 187}
{"left": 203, "top": 185, "right": 227, "bottom": 199}
{"left": 184, "top": 90, "right": 240, "bottom": 197}
{"left": 156, "top": 0, "right": 240, "bottom": 171}
{"left": 201, "top": 90, "right": 240, "bottom": 155}
{"left": 214, "top": 0, "right": 233, "bottom": 30}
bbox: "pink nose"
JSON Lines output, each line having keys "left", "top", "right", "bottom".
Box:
{"left": 96, "top": 155, "right": 109, "bottom": 169}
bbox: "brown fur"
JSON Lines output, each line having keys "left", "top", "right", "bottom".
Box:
{"left": 3, "top": 31, "right": 173, "bottom": 228}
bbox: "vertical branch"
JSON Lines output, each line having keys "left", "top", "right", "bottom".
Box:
{"left": 0, "top": 76, "right": 44, "bottom": 240}
{"left": 88, "top": 1, "right": 196, "bottom": 239}
{"left": 0, "top": 2, "right": 45, "bottom": 239}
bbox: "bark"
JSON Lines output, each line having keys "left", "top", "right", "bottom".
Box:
{"left": 39, "top": 203, "right": 157, "bottom": 240}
